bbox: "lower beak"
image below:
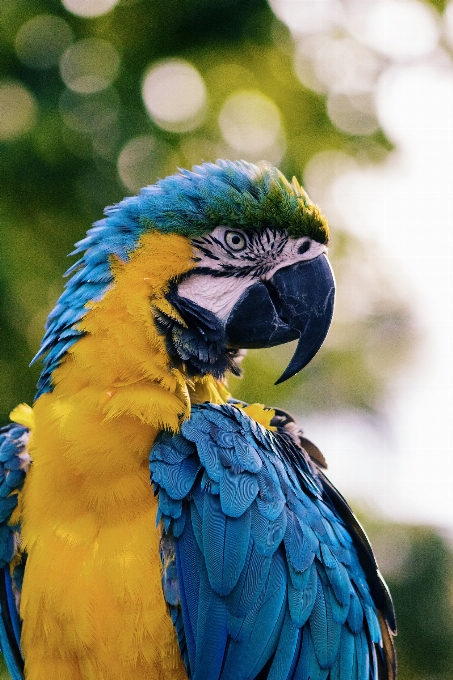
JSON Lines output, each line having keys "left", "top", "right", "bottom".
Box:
{"left": 225, "top": 254, "right": 335, "bottom": 384}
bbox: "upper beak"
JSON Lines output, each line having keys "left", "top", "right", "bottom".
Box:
{"left": 225, "top": 254, "right": 335, "bottom": 384}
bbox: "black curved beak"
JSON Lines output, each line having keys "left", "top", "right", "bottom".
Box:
{"left": 225, "top": 254, "right": 335, "bottom": 384}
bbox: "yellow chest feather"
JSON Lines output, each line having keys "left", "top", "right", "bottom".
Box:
{"left": 19, "top": 233, "right": 228, "bottom": 680}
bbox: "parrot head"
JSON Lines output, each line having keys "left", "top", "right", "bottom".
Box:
{"left": 148, "top": 160, "right": 335, "bottom": 385}
{"left": 34, "top": 159, "right": 334, "bottom": 395}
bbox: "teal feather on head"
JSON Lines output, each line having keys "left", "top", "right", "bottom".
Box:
{"left": 137, "top": 160, "right": 329, "bottom": 242}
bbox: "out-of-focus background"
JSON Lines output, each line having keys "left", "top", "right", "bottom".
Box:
{"left": 1, "top": 0, "right": 452, "bottom": 677}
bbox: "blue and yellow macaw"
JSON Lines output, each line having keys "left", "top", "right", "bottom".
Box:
{"left": 0, "top": 160, "right": 396, "bottom": 680}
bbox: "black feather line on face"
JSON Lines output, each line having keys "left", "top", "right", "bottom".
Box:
{"left": 152, "top": 282, "right": 243, "bottom": 379}
{"left": 190, "top": 243, "right": 220, "bottom": 260}
{"left": 186, "top": 264, "right": 276, "bottom": 279}
{"left": 191, "top": 227, "right": 290, "bottom": 279}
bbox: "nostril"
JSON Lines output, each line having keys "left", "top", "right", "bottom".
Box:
{"left": 298, "top": 241, "right": 310, "bottom": 255}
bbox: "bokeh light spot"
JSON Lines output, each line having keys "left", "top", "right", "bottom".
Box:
{"left": 303, "top": 149, "right": 358, "bottom": 221}
{"left": 60, "top": 39, "right": 120, "bottom": 94}
{"left": 0, "top": 81, "right": 37, "bottom": 140}
{"left": 117, "top": 135, "right": 181, "bottom": 192}
{"left": 360, "top": 0, "right": 439, "bottom": 61}
{"left": 269, "top": 0, "right": 338, "bottom": 35}
{"left": 218, "top": 90, "right": 282, "bottom": 155}
{"left": 15, "top": 15, "right": 73, "bottom": 70}
{"left": 142, "top": 60, "right": 207, "bottom": 133}
{"left": 59, "top": 88, "right": 119, "bottom": 134}
{"left": 62, "top": 0, "right": 120, "bottom": 18}
{"left": 295, "top": 36, "right": 383, "bottom": 96}
{"left": 327, "top": 93, "right": 379, "bottom": 136}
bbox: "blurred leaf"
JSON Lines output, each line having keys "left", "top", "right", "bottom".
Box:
{"left": 0, "top": 657, "right": 10, "bottom": 680}
{"left": 362, "top": 516, "right": 453, "bottom": 680}
{"left": 426, "top": 0, "right": 447, "bottom": 12}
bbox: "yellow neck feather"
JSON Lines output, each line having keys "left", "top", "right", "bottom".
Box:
{"left": 54, "top": 230, "right": 228, "bottom": 423}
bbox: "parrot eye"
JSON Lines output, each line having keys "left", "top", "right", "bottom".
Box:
{"left": 225, "top": 231, "right": 246, "bottom": 251}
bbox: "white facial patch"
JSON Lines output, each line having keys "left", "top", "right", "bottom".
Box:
{"left": 177, "top": 273, "right": 254, "bottom": 323}
{"left": 176, "top": 226, "right": 328, "bottom": 322}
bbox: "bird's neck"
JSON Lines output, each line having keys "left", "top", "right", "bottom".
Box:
{"left": 27, "top": 231, "right": 229, "bottom": 522}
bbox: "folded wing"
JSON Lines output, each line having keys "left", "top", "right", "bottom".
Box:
{"left": 150, "top": 403, "right": 396, "bottom": 680}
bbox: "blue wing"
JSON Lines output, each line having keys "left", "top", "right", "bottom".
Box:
{"left": 0, "top": 424, "right": 27, "bottom": 680}
{"left": 150, "top": 403, "right": 396, "bottom": 680}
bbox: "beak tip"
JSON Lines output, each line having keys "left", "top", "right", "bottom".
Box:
{"left": 274, "top": 362, "right": 304, "bottom": 386}
{"left": 274, "top": 371, "right": 292, "bottom": 386}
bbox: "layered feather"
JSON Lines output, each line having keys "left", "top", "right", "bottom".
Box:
{"left": 151, "top": 403, "right": 396, "bottom": 680}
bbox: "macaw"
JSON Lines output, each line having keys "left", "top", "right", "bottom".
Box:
{"left": 0, "top": 160, "right": 396, "bottom": 680}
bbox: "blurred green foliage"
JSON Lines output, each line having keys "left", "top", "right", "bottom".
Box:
{"left": 364, "top": 519, "right": 453, "bottom": 680}
{"left": 1, "top": 0, "right": 451, "bottom": 678}
{"left": 0, "top": 658, "right": 10, "bottom": 679}
{"left": 428, "top": 0, "right": 448, "bottom": 11}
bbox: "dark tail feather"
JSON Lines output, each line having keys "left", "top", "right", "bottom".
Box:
{"left": 377, "top": 611, "right": 397, "bottom": 680}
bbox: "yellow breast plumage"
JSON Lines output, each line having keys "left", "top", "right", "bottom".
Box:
{"left": 19, "top": 232, "right": 226, "bottom": 680}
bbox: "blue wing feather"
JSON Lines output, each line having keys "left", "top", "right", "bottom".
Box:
{"left": 150, "top": 403, "right": 396, "bottom": 680}
{"left": 250, "top": 503, "right": 287, "bottom": 557}
{"left": 219, "top": 467, "right": 259, "bottom": 517}
{"left": 0, "top": 423, "right": 28, "bottom": 680}
{"left": 341, "top": 625, "right": 357, "bottom": 680}
{"left": 202, "top": 494, "right": 251, "bottom": 596}
{"left": 4, "top": 570, "right": 20, "bottom": 652}
{"left": 284, "top": 510, "right": 317, "bottom": 573}
{"left": 227, "top": 541, "right": 271, "bottom": 618}
{"left": 193, "top": 561, "right": 228, "bottom": 680}
{"left": 294, "top": 627, "right": 329, "bottom": 680}
{"left": 356, "top": 629, "right": 370, "bottom": 679}
{"left": 174, "top": 510, "right": 201, "bottom": 673}
{"left": 348, "top": 587, "right": 365, "bottom": 633}
{"left": 309, "top": 574, "right": 341, "bottom": 668}
{"left": 287, "top": 562, "right": 317, "bottom": 627}
{"left": 267, "top": 611, "right": 301, "bottom": 680}
{"left": 327, "top": 579, "right": 350, "bottom": 625}
{"left": 220, "top": 550, "right": 287, "bottom": 679}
